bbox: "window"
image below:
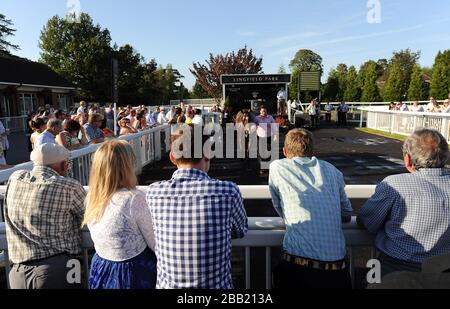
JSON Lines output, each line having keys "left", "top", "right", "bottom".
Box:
{"left": 57, "top": 94, "right": 69, "bottom": 111}
{"left": 0, "top": 94, "right": 10, "bottom": 117}
{"left": 19, "top": 93, "right": 38, "bottom": 115}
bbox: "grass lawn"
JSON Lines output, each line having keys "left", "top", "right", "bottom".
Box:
{"left": 357, "top": 128, "right": 450, "bottom": 150}
{"left": 356, "top": 128, "right": 407, "bottom": 142}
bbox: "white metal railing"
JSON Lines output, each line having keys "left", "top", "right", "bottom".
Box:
{"left": 0, "top": 116, "right": 29, "bottom": 133}
{"left": 362, "top": 107, "right": 450, "bottom": 143}
{"left": 0, "top": 125, "right": 171, "bottom": 185}
{"left": 0, "top": 185, "right": 376, "bottom": 289}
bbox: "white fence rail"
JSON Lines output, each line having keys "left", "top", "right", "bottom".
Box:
{"left": 0, "top": 116, "right": 28, "bottom": 133}
{"left": 0, "top": 185, "right": 376, "bottom": 289}
{"left": 0, "top": 125, "right": 171, "bottom": 185}
{"left": 362, "top": 107, "right": 450, "bottom": 143}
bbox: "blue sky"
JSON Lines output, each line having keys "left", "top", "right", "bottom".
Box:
{"left": 1, "top": 0, "right": 450, "bottom": 89}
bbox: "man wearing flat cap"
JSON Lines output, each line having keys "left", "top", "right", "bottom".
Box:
{"left": 4, "top": 143, "right": 87, "bottom": 289}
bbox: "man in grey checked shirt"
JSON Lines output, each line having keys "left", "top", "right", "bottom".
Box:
{"left": 146, "top": 125, "right": 248, "bottom": 289}
{"left": 4, "top": 143, "right": 86, "bottom": 289}
{"left": 358, "top": 129, "right": 450, "bottom": 278}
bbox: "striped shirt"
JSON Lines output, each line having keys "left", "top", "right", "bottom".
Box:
{"left": 269, "top": 157, "right": 352, "bottom": 262}
{"left": 146, "top": 169, "right": 248, "bottom": 289}
{"left": 4, "top": 166, "right": 86, "bottom": 264}
{"left": 359, "top": 169, "right": 450, "bottom": 264}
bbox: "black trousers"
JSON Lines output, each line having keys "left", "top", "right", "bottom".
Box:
{"left": 325, "top": 113, "right": 332, "bottom": 123}
{"left": 310, "top": 115, "right": 319, "bottom": 128}
{"left": 273, "top": 260, "right": 352, "bottom": 289}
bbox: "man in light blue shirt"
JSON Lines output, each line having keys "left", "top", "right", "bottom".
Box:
{"left": 35, "top": 119, "right": 63, "bottom": 148}
{"left": 269, "top": 128, "right": 352, "bottom": 289}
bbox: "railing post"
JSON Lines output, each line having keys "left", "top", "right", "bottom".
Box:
{"left": 441, "top": 118, "right": 449, "bottom": 141}
{"left": 245, "top": 247, "right": 251, "bottom": 289}
{"left": 390, "top": 113, "right": 395, "bottom": 134}
{"left": 265, "top": 247, "right": 272, "bottom": 289}
{"left": 154, "top": 128, "right": 162, "bottom": 162}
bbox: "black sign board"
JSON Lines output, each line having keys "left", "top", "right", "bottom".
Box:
{"left": 221, "top": 74, "right": 291, "bottom": 85}
{"left": 299, "top": 71, "right": 321, "bottom": 91}
{"left": 112, "top": 58, "right": 119, "bottom": 103}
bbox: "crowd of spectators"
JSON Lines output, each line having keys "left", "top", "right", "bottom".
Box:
{"left": 389, "top": 95, "right": 450, "bottom": 114}
{"left": 3, "top": 125, "right": 450, "bottom": 289}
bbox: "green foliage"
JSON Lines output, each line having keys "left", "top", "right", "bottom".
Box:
{"left": 407, "top": 64, "right": 426, "bottom": 101}
{"left": 39, "top": 14, "right": 113, "bottom": 101}
{"left": 361, "top": 62, "right": 381, "bottom": 102}
{"left": 191, "top": 82, "right": 210, "bottom": 99}
{"left": 288, "top": 49, "right": 323, "bottom": 101}
{"left": 344, "top": 66, "right": 359, "bottom": 102}
{"left": 0, "top": 14, "right": 19, "bottom": 52}
{"left": 323, "top": 69, "right": 340, "bottom": 101}
{"left": 430, "top": 50, "right": 450, "bottom": 99}
{"left": 39, "top": 13, "right": 184, "bottom": 104}
{"left": 390, "top": 49, "right": 420, "bottom": 96}
{"left": 383, "top": 63, "right": 404, "bottom": 101}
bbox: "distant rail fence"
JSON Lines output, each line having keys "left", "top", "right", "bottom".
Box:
{"left": 362, "top": 106, "right": 450, "bottom": 143}
{"left": 0, "top": 125, "right": 171, "bottom": 185}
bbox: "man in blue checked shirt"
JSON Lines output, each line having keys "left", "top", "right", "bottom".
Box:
{"left": 358, "top": 129, "right": 450, "bottom": 278}
{"left": 146, "top": 125, "right": 248, "bottom": 289}
{"left": 269, "top": 129, "right": 353, "bottom": 289}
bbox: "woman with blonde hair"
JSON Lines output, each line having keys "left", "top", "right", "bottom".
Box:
{"left": 83, "top": 140, "right": 157, "bottom": 289}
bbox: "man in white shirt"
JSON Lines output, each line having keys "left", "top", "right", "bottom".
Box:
{"left": 35, "top": 119, "right": 63, "bottom": 147}
{"left": 166, "top": 107, "right": 177, "bottom": 123}
{"left": 191, "top": 109, "right": 204, "bottom": 126}
{"left": 157, "top": 108, "right": 167, "bottom": 125}
{"left": 277, "top": 88, "right": 287, "bottom": 115}
{"left": 324, "top": 102, "right": 333, "bottom": 123}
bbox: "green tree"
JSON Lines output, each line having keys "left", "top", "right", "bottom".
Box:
{"left": 0, "top": 14, "right": 19, "bottom": 52}
{"left": 344, "top": 66, "right": 359, "bottom": 102}
{"left": 323, "top": 69, "right": 340, "bottom": 101}
{"left": 407, "top": 64, "right": 426, "bottom": 101}
{"left": 390, "top": 49, "right": 421, "bottom": 97}
{"left": 288, "top": 49, "right": 323, "bottom": 101}
{"left": 114, "top": 44, "right": 145, "bottom": 105}
{"left": 361, "top": 62, "right": 381, "bottom": 102}
{"left": 335, "top": 64, "right": 348, "bottom": 100}
{"left": 430, "top": 50, "right": 450, "bottom": 99}
{"left": 191, "top": 46, "right": 263, "bottom": 101}
{"left": 383, "top": 63, "right": 404, "bottom": 101}
{"left": 191, "top": 81, "right": 210, "bottom": 99}
{"left": 39, "top": 13, "right": 113, "bottom": 101}
{"left": 154, "top": 65, "right": 185, "bottom": 105}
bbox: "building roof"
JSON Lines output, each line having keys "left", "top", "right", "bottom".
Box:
{"left": 0, "top": 53, "right": 75, "bottom": 89}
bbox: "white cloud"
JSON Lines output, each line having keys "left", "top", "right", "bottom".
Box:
{"left": 261, "top": 31, "right": 330, "bottom": 48}
{"left": 272, "top": 23, "right": 427, "bottom": 56}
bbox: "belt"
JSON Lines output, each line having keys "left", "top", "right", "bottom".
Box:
{"left": 282, "top": 253, "right": 346, "bottom": 271}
